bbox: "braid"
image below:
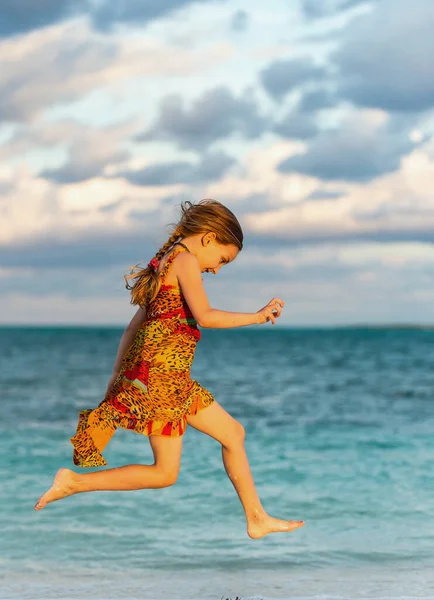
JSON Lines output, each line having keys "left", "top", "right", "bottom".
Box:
{"left": 153, "top": 229, "right": 181, "bottom": 261}
{"left": 124, "top": 227, "right": 182, "bottom": 308}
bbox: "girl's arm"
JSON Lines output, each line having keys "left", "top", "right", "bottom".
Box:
{"left": 175, "top": 253, "right": 283, "bottom": 328}
{"left": 105, "top": 307, "right": 147, "bottom": 396}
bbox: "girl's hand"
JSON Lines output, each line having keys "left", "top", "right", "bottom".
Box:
{"left": 104, "top": 371, "right": 120, "bottom": 399}
{"left": 256, "top": 298, "right": 284, "bottom": 325}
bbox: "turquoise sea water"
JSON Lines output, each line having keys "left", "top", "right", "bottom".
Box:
{"left": 1, "top": 326, "right": 433, "bottom": 600}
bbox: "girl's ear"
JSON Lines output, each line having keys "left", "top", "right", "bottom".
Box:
{"left": 201, "top": 232, "right": 216, "bottom": 246}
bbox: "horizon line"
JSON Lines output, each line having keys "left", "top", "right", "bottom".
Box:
{"left": 0, "top": 323, "right": 433, "bottom": 330}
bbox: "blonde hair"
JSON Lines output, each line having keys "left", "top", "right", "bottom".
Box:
{"left": 124, "top": 199, "right": 243, "bottom": 307}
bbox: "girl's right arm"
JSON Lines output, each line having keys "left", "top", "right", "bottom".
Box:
{"left": 175, "top": 253, "right": 284, "bottom": 328}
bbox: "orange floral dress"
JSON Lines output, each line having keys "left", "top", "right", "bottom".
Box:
{"left": 70, "top": 244, "right": 215, "bottom": 467}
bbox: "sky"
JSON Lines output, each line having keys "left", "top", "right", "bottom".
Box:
{"left": 1, "top": 0, "right": 433, "bottom": 326}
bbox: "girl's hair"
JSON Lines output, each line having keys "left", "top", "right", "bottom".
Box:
{"left": 124, "top": 199, "right": 243, "bottom": 308}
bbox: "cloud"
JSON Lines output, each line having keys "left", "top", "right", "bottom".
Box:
{"left": 0, "top": 142, "right": 434, "bottom": 304}
{"left": 2, "top": 0, "right": 433, "bottom": 327}
{"left": 40, "top": 121, "right": 136, "bottom": 184}
{"left": 230, "top": 10, "right": 249, "bottom": 32}
{"left": 205, "top": 140, "right": 314, "bottom": 206}
{"left": 0, "top": 22, "right": 115, "bottom": 121}
{"left": 297, "top": 89, "right": 336, "bottom": 113}
{"left": 0, "top": 161, "right": 175, "bottom": 246}
{"left": 278, "top": 110, "right": 417, "bottom": 181}
{"left": 0, "top": 230, "right": 156, "bottom": 270}
{"left": 119, "top": 151, "right": 235, "bottom": 186}
{"left": 246, "top": 211, "right": 434, "bottom": 247}
{"left": 3, "top": 240, "right": 434, "bottom": 326}
{"left": 0, "top": 0, "right": 223, "bottom": 38}
{"left": 260, "top": 57, "right": 327, "bottom": 100}
{"left": 137, "top": 86, "right": 266, "bottom": 150}
{"left": 232, "top": 241, "right": 434, "bottom": 325}
{"left": 273, "top": 89, "right": 337, "bottom": 141}
{"left": 0, "top": 289, "right": 136, "bottom": 325}
{"left": 0, "top": 20, "right": 231, "bottom": 123}
{"left": 0, "top": 0, "right": 87, "bottom": 37}
{"left": 274, "top": 112, "right": 319, "bottom": 140}
{"left": 91, "top": 0, "right": 226, "bottom": 32}
{"left": 244, "top": 157, "right": 434, "bottom": 247}
{"left": 300, "top": 0, "right": 374, "bottom": 19}
{"left": 306, "top": 189, "right": 345, "bottom": 201}
{"left": 333, "top": 0, "right": 434, "bottom": 111}
{"left": 4, "top": 135, "right": 432, "bottom": 258}
{"left": 205, "top": 138, "right": 434, "bottom": 245}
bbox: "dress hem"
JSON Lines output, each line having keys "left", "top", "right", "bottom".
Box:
{"left": 70, "top": 394, "right": 214, "bottom": 468}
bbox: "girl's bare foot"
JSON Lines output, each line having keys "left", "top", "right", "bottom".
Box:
{"left": 247, "top": 514, "right": 305, "bottom": 539}
{"left": 34, "top": 468, "right": 79, "bottom": 511}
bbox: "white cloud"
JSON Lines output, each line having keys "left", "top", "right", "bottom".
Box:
{"left": 0, "top": 18, "right": 233, "bottom": 122}
{"left": 241, "top": 139, "right": 434, "bottom": 242}
{"left": 206, "top": 140, "right": 315, "bottom": 203}
{"left": 0, "top": 166, "right": 182, "bottom": 244}
{"left": 2, "top": 134, "right": 433, "bottom": 250}
{"left": 0, "top": 166, "right": 61, "bottom": 244}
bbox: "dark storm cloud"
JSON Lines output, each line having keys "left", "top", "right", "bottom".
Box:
{"left": 0, "top": 0, "right": 222, "bottom": 37}
{"left": 333, "top": 0, "right": 434, "bottom": 111}
{"left": 278, "top": 117, "right": 417, "bottom": 182}
{"left": 0, "top": 0, "right": 88, "bottom": 37}
{"left": 274, "top": 112, "right": 318, "bottom": 140}
{"left": 91, "top": 0, "right": 224, "bottom": 32}
{"left": 41, "top": 164, "right": 102, "bottom": 184}
{"left": 136, "top": 87, "right": 266, "bottom": 151}
{"left": 260, "top": 57, "right": 327, "bottom": 100}
{"left": 230, "top": 10, "right": 249, "bottom": 32}
{"left": 297, "top": 89, "right": 336, "bottom": 113}
{"left": 273, "top": 90, "right": 336, "bottom": 141}
{"left": 119, "top": 152, "right": 235, "bottom": 186}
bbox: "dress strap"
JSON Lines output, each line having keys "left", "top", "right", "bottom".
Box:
{"left": 174, "top": 241, "right": 190, "bottom": 253}
{"left": 159, "top": 242, "right": 190, "bottom": 282}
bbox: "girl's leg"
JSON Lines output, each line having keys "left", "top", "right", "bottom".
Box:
{"left": 34, "top": 435, "right": 183, "bottom": 510}
{"left": 187, "top": 402, "right": 304, "bottom": 539}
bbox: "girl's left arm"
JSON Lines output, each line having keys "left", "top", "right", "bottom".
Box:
{"left": 109, "top": 306, "right": 147, "bottom": 375}
{"left": 103, "top": 306, "right": 147, "bottom": 399}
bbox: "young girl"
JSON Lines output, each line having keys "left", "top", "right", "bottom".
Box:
{"left": 35, "top": 199, "right": 305, "bottom": 539}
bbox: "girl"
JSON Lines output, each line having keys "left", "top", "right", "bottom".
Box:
{"left": 34, "top": 199, "right": 305, "bottom": 539}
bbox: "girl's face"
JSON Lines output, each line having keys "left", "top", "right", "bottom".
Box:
{"left": 198, "top": 233, "right": 239, "bottom": 275}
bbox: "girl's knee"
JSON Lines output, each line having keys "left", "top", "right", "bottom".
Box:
{"left": 156, "top": 467, "right": 179, "bottom": 488}
{"left": 235, "top": 420, "right": 245, "bottom": 441}
{"left": 223, "top": 420, "right": 245, "bottom": 449}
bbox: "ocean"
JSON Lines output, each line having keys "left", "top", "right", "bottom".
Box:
{"left": 1, "top": 326, "right": 433, "bottom": 600}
